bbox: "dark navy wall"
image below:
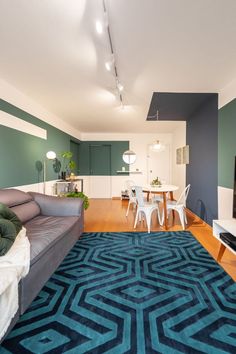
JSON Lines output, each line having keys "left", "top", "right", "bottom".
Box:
{"left": 186, "top": 95, "right": 218, "bottom": 225}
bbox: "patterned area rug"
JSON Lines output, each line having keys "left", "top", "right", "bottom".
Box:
{"left": 1, "top": 231, "right": 236, "bottom": 354}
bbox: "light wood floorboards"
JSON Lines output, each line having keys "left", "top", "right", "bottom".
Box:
{"left": 84, "top": 199, "right": 236, "bottom": 281}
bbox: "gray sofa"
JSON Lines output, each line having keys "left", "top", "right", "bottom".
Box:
{"left": 0, "top": 188, "right": 84, "bottom": 340}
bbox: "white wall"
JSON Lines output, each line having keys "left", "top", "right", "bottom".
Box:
{"left": 219, "top": 76, "right": 236, "bottom": 109}
{"left": 10, "top": 180, "right": 56, "bottom": 195}
{"left": 218, "top": 186, "right": 233, "bottom": 219}
{"left": 81, "top": 133, "right": 186, "bottom": 197}
{"left": 171, "top": 122, "right": 186, "bottom": 199}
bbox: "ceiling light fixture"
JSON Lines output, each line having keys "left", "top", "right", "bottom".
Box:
{"left": 105, "top": 54, "right": 114, "bottom": 71}
{"left": 99, "top": 0, "right": 124, "bottom": 106}
{"left": 150, "top": 140, "right": 165, "bottom": 152}
{"left": 117, "top": 81, "right": 124, "bottom": 92}
{"left": 95, "top": 20, "right": 103, "bottom": 34}
{"left": 147, "top": 110, "right": 159, "bottom": 120}
{"left": 105, "top": 61, "right": 112, "bottom": 71}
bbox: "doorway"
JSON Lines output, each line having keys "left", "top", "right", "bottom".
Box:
{"left": 147, "top": 144, "right": 171, "bottom": 184}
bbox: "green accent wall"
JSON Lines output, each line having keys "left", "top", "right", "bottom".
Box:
{"left": 218, "top": 98, "right": 236, "bottom": 189}
{"left": 0, "top": 99, "right": 79, "bottom": 188}
{"left": 0, "top": 99, "right": 129, "bottom": 188}
{"left": 79, "top": 141, "right": 129, "bottom": 176}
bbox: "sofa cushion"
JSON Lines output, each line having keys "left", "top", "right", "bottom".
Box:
{"left": 11, "top": 201, "right": 40, "bottom": 224}
{"left": 0, "top": 219, "right": 17, "bottom": 256}
{"left": 0, "top": 189, "right": 32, "bottom": 207}
{"left": 24, "top": 215, "right": 79, "bottom": 265}
{"left": 0, "top": 203, "right": 22, "bottom": 233}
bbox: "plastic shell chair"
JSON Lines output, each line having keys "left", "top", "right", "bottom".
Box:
{"left": 125, "top": 180, "right": 137, "bottom": 217}
{"left": 134, "top": 186, "right": 162, "bottom": 233}
{"left": 161, "top": 184, "right": 191, "bottom": 229}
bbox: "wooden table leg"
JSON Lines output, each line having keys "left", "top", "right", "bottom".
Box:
{"left": 163, "top": 192, "right": 168, "bottom": 230}
{"left": 169, "top": 191, "right": 175, "bottom": 220}
{"left": 147, "top": 191, "right": 150, "bottom": 202}
{"left": 217, "top": 243, "right": 226, "bottom": 262}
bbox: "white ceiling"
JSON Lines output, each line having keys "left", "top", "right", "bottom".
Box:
{"left": 0, "top": 0, "right": 236, "bottom": 134}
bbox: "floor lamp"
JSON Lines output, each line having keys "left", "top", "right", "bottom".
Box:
{"left": 43, "top": 151, "right": 56, "bottom": 194}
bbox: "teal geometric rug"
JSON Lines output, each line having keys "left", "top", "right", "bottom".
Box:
{"left": 1, "top": 231, "right": 236, "bottom": 354}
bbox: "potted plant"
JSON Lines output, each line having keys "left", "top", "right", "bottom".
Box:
{"left": 151, "top": 176, "right": 162, "bottom": 186}
{"left": 60, "top": 151, "right": 76, "bottom": 179}
{"left": 65, "top": 191, "right": 89, "bottom": 210}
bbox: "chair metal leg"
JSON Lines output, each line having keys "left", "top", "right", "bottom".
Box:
{"left": 126, "top": 201, "right": 130, "bottom": 217}
{"left": 157, "top": 206, "right": 163, "bottom": 226}
{"left": 134, "top": 209, "right": 139, "bottom": 229}
{"left": 184, "top": 209, "right": 187, "bottom": 224}
{"left": 178, "top": 209, "right": 185, "bottom": 230}
{"left": 145, "top": 210, "right": 152, "bottom": 233}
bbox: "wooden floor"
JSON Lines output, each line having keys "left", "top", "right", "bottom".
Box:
{"left": 84, "top": 198, "right": 236, "bottom": 281}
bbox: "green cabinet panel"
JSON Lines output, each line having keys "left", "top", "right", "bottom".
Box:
{"left": 79, "top": 142, "right": 90, "bottom": 175}
{"left": 79, "top": 141, "right": 129, "bottom": 176}
{"left": 89, "top": 145, "right": 111, "bottom": 175}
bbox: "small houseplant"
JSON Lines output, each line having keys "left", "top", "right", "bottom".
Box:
{"left": 151, "top": 177, "right": 162, "bottom": 186}
{"left": 65, "top": 191, "right": 89, "bottom": 210}
{"left": 60, "top": 151, "right": 76, "bottom": 179}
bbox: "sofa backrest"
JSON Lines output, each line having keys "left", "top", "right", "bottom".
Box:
{"left": 0, "top": 189, "right": 40, "bottom": 223}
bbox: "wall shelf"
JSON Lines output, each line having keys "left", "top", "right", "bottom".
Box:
{"left": 116, "top": 170, "right": 143, "bottom": 174}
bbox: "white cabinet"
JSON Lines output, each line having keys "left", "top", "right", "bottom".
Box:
{"left": 213, "top": 219, "right": 236, "bottom": 260}
{"left": 53, "top": 179, "right": 83, "bottom": 195}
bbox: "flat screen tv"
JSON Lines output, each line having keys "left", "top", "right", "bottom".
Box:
{"left": 233, "top": 156, "right": 236, "bottom": 218}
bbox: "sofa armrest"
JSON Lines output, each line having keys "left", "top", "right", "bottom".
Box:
{"left": 28, "top": 192, "right": 83, "bottom": 217}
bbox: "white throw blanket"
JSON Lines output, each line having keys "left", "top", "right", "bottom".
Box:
{"left": 0, "top": 227, "right": 30, "bottom": 340}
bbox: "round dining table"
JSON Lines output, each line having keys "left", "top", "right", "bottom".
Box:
{"left": 142, "top": 184, "right": 179, "bottom": 230}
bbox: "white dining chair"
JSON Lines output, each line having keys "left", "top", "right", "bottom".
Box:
{"left": 134, "top": 186, "right": 162, "bottom": 233}
{"left": 161, "top": 184, "right": 191, "bottom": 229}
{"left": 125, "top": 180, "right": 137, "bottom": 217}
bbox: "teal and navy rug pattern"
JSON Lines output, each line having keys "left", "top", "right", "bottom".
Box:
{"left": 1, "top": 231, "right": 236, "bottom": 354}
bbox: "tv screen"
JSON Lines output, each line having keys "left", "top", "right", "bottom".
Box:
{"left": 233, "top": 156, "right": 236, "bottom": 218}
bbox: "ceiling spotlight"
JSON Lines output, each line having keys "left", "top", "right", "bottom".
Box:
{"left": 105, "top": 62, "right": 112, "bottom": 71}
{"left": 99, "top": 0, "right": 125, "bottom": 106}
{"left": 95, "top": 20, "right": 103, "bottom": 34}
{"left": 117, "top": 81, "right": 124, "bottom": 92}
{"left": 105, "top": 54, "right": 114, "bottom": 71}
